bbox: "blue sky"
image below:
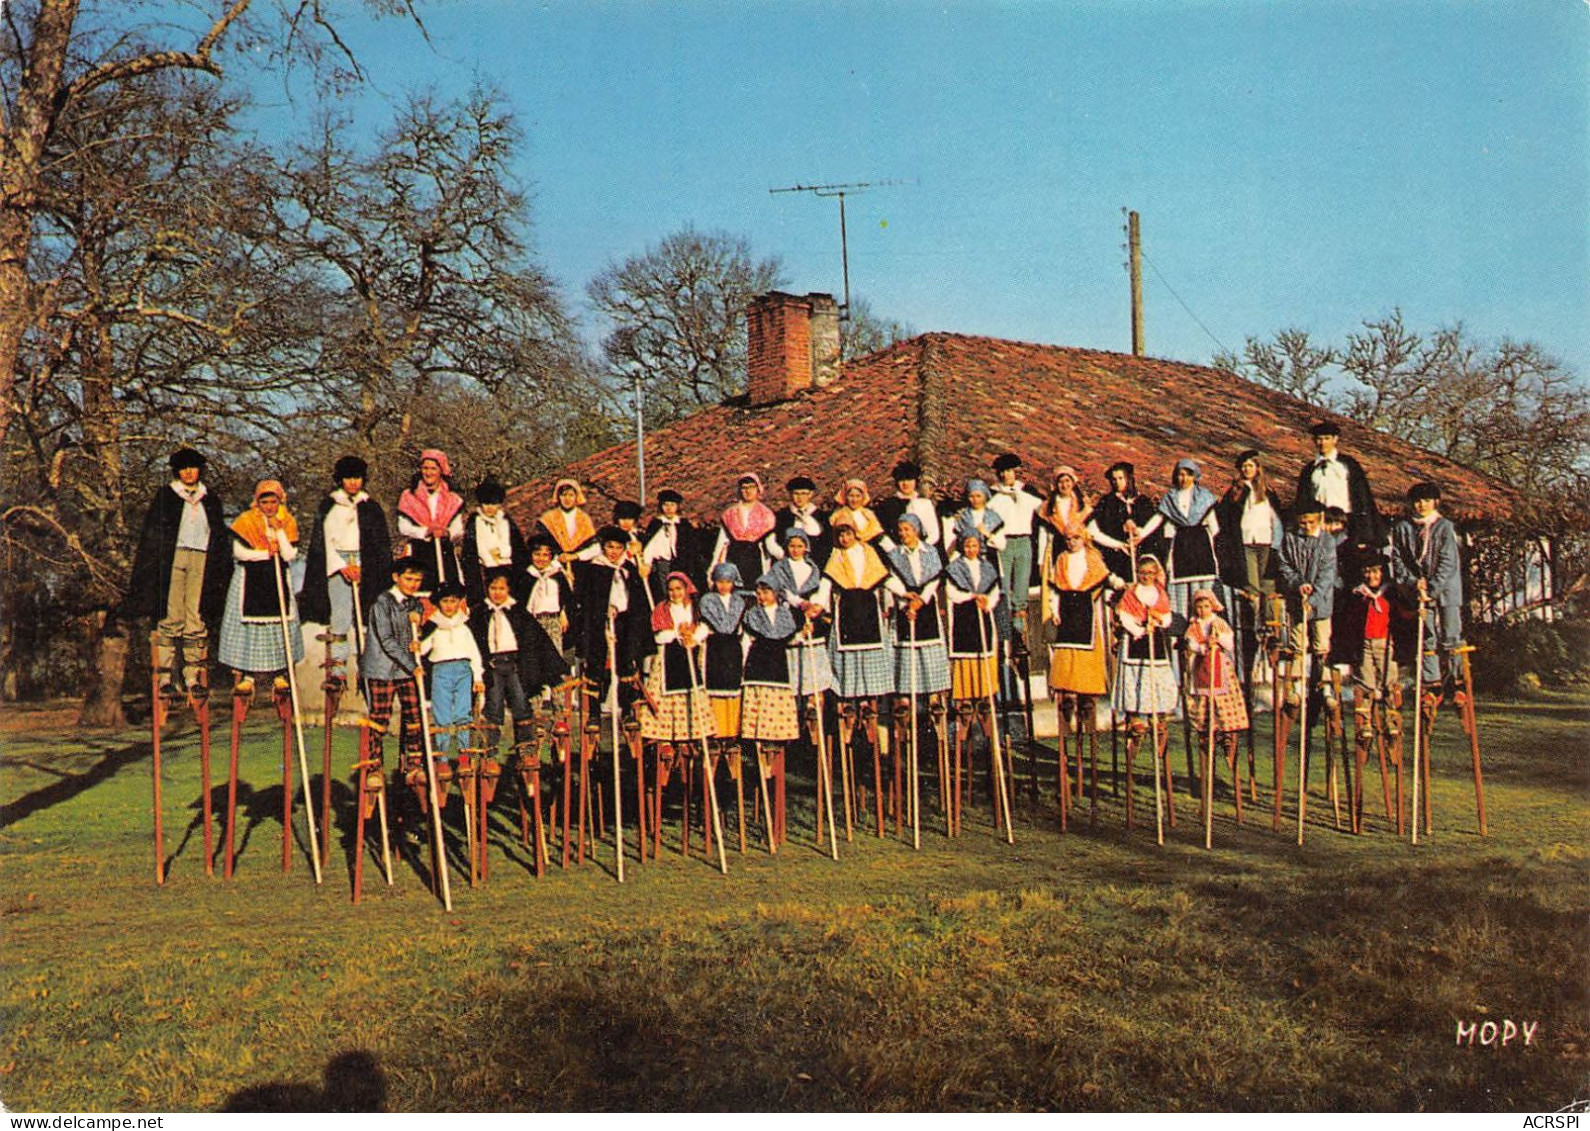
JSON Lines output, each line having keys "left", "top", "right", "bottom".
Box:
{"left": 245, "top": 0, "right": 1589, "bottom": 376}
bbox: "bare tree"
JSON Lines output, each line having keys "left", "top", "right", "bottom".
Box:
{"left": 0, "top": 0, "right": 422, "bottom": 446}
{"left": 587, "top": 227, "right": 785, "bottom": 425}
{"left": 263, "top": 88, "right": 598, "bottom": 507}
{"left": 841, "top": 296, "right": 913, "bottom": 361}
{"left": 1213, "top": 327, "right": 1337, "bottom": 407}
{"left": 1, "top": 67, "right": 296, "bottom": 724}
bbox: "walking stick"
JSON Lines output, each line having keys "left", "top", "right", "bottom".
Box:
{"left": 755, "top": 743, "right": 778, "bottom": 854}
{"left": 1146, "top": 611, "right": 1166, "bottom": 847}
{"left": 685, "top": 635, "right": 728, "bottom": 874}
{"left": 409, "top": 615, "right": 453, "bottom": 910}
{"left": 1204, "top": 638, "right": 1218, "bottom": 850}
{"left": 1296, "top": 645, "right": 1312, "bottom": 847}
{"left": 265, "top": 526, "right": 323, "bottom": 882}
{"left": 193, "top": 659, "right": 214, "bottom": 877}
{"left": 977, "top": 606, "right": 1014, "bottom": 844}
{"left": 318, "top": 634, "right": 340, "bottom": 871}
{"left": 1456, "top": 644, "right": 1487, "bottom": 836}
{"left": 1411, "top": 600, "right": 1426, "bottom": 846}
{"left": 813, "top": 691, "right": 839, "bottom": 860}
{"left": 908, "top": 604, "right": 921, "bottom": 850}
{"left": 605, "top": 615, "right": 625, "bottom": 883}
{"left": 349, "top": 583, "right": 392, "bottom": 884}
{"left": 149, "top": 633, "right": 167, "bottom": 885}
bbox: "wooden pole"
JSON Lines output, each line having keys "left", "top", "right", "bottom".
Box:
{"left": 267, "top": 532, "right": 323, "bottom": 882}
{"left": 409, "top": 616, "right": 453, "bottom": 910}
{"left": 1129, "top": 210, "right": 1145, "bottom": 357}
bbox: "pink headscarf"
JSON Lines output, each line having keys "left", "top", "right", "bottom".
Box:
{"left": 419, "top": 449, "right": 452, "bottom": 478}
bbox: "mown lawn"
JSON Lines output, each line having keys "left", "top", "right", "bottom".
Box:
{"left": 2, "top": 693, "right": 1586, "bottom": 1112}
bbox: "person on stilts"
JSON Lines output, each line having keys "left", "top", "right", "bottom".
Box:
{"left": 766, "top": 528, "right": 838, "bottom": 845}
{"left": 1184, "top": 588, "right": 1249, "bottom": 832}
{"left": 1112, "top": 555, "right": 1182, "bottom": 832}
{"left": 396, "top": 449, "right": 465, "bottom": 596}
{"left": 460, "top": 476, "right": 527, "bottom": 609}
{"left": 741, "top": 577, "right": 804, "bottom": 851}
{"left": 1041, "top": 519, "right": 1123, "bottom": 822}
{"left": 639, "top": 572, "right": 718, "bottom": 854}
{"left": 538, "top": 478, "right": 601, "bottom": 568}
{"left": 945, "top": 532, "right": 1003, "bottom": 837}
{"left": 884, "top": 514, "right": 951, "bottom": 840}
{"left": 824, "top": 518, "right": 895, "bottom": 836}
{"left": 1276, "top": 500, "right": 1338, "bottom": 832}
{"left": 641, "top": 489, "right": 709, "bottom": 602}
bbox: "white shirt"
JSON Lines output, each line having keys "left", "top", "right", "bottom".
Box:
{"left": 884, "top": 545, "right": 941, "bottom": 604}
{"left": 989, "top": 482, "right": 1042, "bottom": 537}
{"left": 323, "top": 489, "right": 365, "bottom": 574}
{"left": 948, "top": 558, "right": 1002, "bottom": 610}
{"left": 484, "top": 598, "right": 520, "bottom": 655}
{"left": 1309, "top": 456, "right": 1352, "bottom": 512}
{"left": 420, "top": 609, "right": 484, "bottom": 681}
{"left": 1240, "top": 491, "right": 1275, "bottom": 546}
{"left": 643, "top": 518, "right": 680, "bottom": 566}
{"left": 472, "top": 512, "right": 514, "bottom": 568}
{"left": 171, "top": 481, "right": 211, "bottom": 551}
{"left": 525, "top": 563, "right": 565, "bottom": 616}
{"left": 607, "top": 564, "right": 630, "bottom": 616}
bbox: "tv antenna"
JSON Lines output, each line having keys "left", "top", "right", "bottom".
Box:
{"left": 770, "top": 179, "right": 908, "bottom": 320}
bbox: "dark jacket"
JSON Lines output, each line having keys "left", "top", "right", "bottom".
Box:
{"left": 571, "top": 558, "right": 653, "bottom": 678}
{"left": 1331, "top": 584, "right": 1418, "bottom": 669}
{"left": 122, "top": 483, "right": 232, "bottom": 624}
{"left": 298, "top": 494, "right": 393, "bottom": 626}
{"left": 470, "top": 598, "right": 568, "bottom": 697}
{"left": 1292, "top": 453, "right": 1383, "bottom": 545}
{"left": 460, "top": 510, "right": 528, "bottom": 607}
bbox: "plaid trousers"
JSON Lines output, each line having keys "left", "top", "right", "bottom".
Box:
{"left": 367, "top": 677, "right": 423, "bottom": 756}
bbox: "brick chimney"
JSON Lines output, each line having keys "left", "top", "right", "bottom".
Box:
{"left": 746, "top": 291, "right": 841, "bottom": 405}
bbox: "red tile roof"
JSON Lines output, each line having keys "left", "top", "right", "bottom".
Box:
{"left": 508, "top": 333, "right": 1518, "bottom": 530}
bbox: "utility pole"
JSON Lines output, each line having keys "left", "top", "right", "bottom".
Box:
{"left": 1129, "top": 210, "right": 1144, "bottom": 357}
{"left": 770, "top": 179, "right": 907, "bottom": 321}
{"left": 634, "top": 370, "right": 646, "bottom": 504}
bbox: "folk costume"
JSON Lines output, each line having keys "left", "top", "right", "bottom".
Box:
{"left": 641, "top": 490, "right": 708, "bottom": 602}
{"left": 1087, "top": 462, "right": 1159, "bottom": 582}
{"left": 1184, "top": 595, "right": 1249, "bottom": 733}
{"left": 1043, "top": 526, "right": 1115, "bottom": 699}
{"left": 460, "top": 477, "right": 527, "bottom": 608}
{"left": 419, "top": 594, "right": 484, "bottom": 756}
{"left": 217, "top": 481, "right": 306, "bottom": 680}
{"left": 396, "top": 449, "right": 466, "bottom": 594}
{"left": 699, "top": 564, "right": 749, "bottom": 738}
{"left": 124, "top": 448, "right": 232, "bottom": 690}
{"left": 299, "top": 456, "right": 393, "bottom": 674}
{"left": 875, "top": 461, "right": 943, "bottom": 554}
{"left": 949, "top": 481, "right": 1007, "bottom": 562}
{"left": 1034, "top": 465, "right": 1093, "bottom": 587}
{"left": 824, "top": 527, "right": 895, "bottom": 699}
{"left": 639, "top": 574, "right": 715, "bottom": 742}
{"left": 1277, "top": 520, "right": 1339, "bottom": 661}
{"left": 1391, "top": 487, "right": 1464, "bottom": 690}
{"left": 987, "top": 455, "right": 1044, "bottom": 618}
{"left": 770, "top": 476, "right": 833, "bottom": 567}
{"left": 1216, "top": 455, "right": 1284, "bottom": 599}
{"left": 945, "top": 551, "right": 1003, "bottom": 701}
{"left": 1111, "top": 565, "right": 1181, "bottom": 718}
{"left": 830, "top": 479, "right": 887, "bottom": 545}
{"left": 1332, "top": 563, "right": 1415, "bottom": 705}
{"left": 883, "top": 519, "right": 951, "bottom": 695}
{"left": 739, "top": 587, "right": 802, "bottom": 741}
{"left": 521, "top": 544, "right": 576, "bottom": 658}
{"left": 537, "top": 478, "right": 600, "bottom": 565}
{"left": 764, "top": 529, "right": 835, "bottom": 697}
{"left": 1137, "top": 459, "right": 1232, "bottom": 623}
{"left": 712, "top": 475, "right": 779, "bottom": 591}
{"left": 471, "top": 572, "right": 569, "bottom": 736}
{"left": 362, "top": 579, "right": 426, "bottom": 760}
{"left": 570, "top": 533, "right": 652, "bottom": 719}
{"left": 1294, "top": 424, "right": 1384, "bottom": 546}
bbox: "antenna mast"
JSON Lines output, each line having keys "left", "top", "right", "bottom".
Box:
{"left": 771, "top": 179, "right": 906, "bottom": 321}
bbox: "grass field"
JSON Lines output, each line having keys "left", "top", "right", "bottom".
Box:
{"left": 2, "top": 692, "right": 1587, "bottom": 1112}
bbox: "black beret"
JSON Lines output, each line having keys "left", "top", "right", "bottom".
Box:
{"left": 1309, "top": 421, "right": 1341, "bottom": 438}
{"left": 891, "top": 460, "right": 922, "bottom": 481}
{"left": 169, "top": 448, "right": 206, "bottom": 473}
{"left": 991, "top": 453, "right": 1022, "bottom": 473}
{"left": 333, "top": 454, "right": 368, "bottom": 481}
{"left": 657, "top": 488, "right": 684, "bottom": 505}
{"left": 612, "top": 500, "right": 642, "bottom": 522}
{"left": 597, "top": 525, "right": 628, "bottom": 546}
{"left": 1408, "top": 482, "right": 1442, "bottom": 502}
{"left": 475, "top": 477, "right": 506, "bottom": 505}
{"left": 433, "top": 581, "right": 467, "bottom": 600}
{"left": 786, "top": 475, "right": 817, "bottom": 493}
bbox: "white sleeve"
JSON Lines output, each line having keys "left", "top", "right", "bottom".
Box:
{"left": 947, "top": 580, "right": 975, "bottom": 605}
{"left": 763, "top": 531, "right": 786, "bottom": 561}
{"left": 1138, "top": 514, "right": 1166, "bottom": 540}
{"left": 1086, "top": 519, "right": 1123, "bottom": 552}
{"left": 884, "top": 573, "right": 908, "bottom": 599}
{"left": 277, "top": 529, "right": 299, "bottom": 562}
{"left": 711, "top": 529, "right": 728, "bottom": 566}
{"left": 919, "top": 578, "right": 940, "bottom": 603}
{"left": 397, "top": 514, "right": 429, "bottom": 540}
{"left": 447, "top": 512, "right": 465, "bottom": 542}
{"left": 466, "top": 633, "right": 485, "bottom": 683}
{"left": 233, "top": 540, "right": 268, "bottom": 563}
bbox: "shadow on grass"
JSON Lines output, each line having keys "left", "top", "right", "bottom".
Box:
{"left": 222, "top": 1049, "right": 387, "bottom": 1112}
{"left": 0, "top": 739, "right": 151, "bottom": 827}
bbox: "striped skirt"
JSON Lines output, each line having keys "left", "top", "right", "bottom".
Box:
{"left": 1189, "top": 687, "right": 1250, "bottom": 732}
{"left": 788, "top": 643, "right": 835, "bottom": 697}
{"left": 740, "top": 684, "right": 800, "bottom": 741}
{"left": 639, "top": 663, "right": 714, "bottom": 741}
{"left": 829, "top": 642, "right": 895, "bottom": 699}
{"left": 217, "top": 571, "right": 306, "bottom": 675}
{"left": 1111, "top": 658, "right": 1180, "bottom": 716}
{"left": 892, "top": 641, "right": 951, "bottom": 696}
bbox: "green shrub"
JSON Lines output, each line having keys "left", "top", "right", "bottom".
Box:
{"left": 1467, "top": 618, "right": 1590, "bottom": 697}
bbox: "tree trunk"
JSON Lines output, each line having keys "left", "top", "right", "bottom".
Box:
{"left": 76, "top": 610, "right": 129, "bottom": 729}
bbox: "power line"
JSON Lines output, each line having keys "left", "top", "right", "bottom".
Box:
{"left": 1140, "top": 249, "right": 1233, "bottom": 359}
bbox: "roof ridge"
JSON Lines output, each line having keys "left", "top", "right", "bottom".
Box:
{"left": 915, "top": 335, "right": 947, "bottom": 483}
